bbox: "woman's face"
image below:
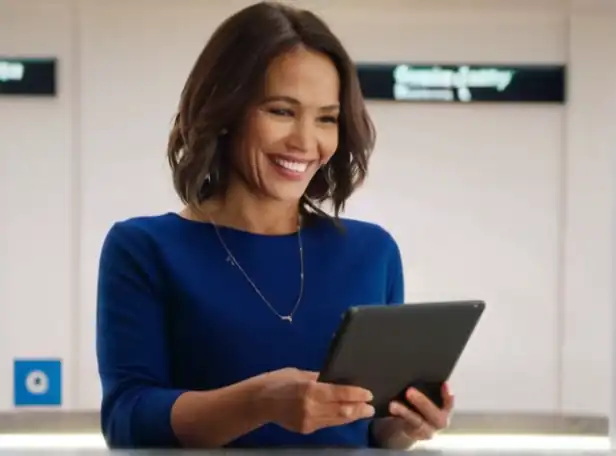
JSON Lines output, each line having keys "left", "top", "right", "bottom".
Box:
{"left": 231, "top": 46, "right": 340, "bottom": 203}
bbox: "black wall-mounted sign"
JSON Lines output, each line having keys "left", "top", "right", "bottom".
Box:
{"left": 356, "top": 64, "right": 566, "bottom": 104}
{"left": 0, "top": 58, "right": 57, "bottom": 96}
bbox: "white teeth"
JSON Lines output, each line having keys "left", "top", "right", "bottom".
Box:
{"left": 273, "top": 158, "right": 308, "bottom": 173}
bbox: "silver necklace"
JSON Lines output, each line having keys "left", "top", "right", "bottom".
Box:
{"left": 208, "top": 215, "right": 305, "bottom": 323}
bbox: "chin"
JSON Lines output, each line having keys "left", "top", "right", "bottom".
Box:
{"left": 266, "top": 187, "right": 309, "bottom": 204}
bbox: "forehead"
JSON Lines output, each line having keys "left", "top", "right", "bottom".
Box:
{"left": 263, "top": 47, "right": 340, "bottom": 105}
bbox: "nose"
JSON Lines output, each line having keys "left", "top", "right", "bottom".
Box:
{"left": 288, "top": 118, "right": 317, "bottom": 154}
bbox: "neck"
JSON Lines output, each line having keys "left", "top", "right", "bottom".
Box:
{"left": 194, "top": 183, "right": 300, "bottom": 235}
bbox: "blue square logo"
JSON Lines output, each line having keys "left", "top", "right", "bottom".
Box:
{"left": 13, "top": 359, "right": 62, "bottom": 407}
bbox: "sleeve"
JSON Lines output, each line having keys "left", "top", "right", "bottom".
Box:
{"left": 96, "top": 221, "right": 188, "bottom": 448}
{"left": 386, "top": 235, "right": 405, "bottom": 305}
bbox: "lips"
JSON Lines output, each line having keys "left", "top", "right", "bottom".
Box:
{"left": 266, "top": 154, "right": 317, "bottom": 182}
{"left": 272, "top": 157, "right": 309, "bottom": 173}
{"left": 268, "top": 154, "right": 316, "bottom": 174}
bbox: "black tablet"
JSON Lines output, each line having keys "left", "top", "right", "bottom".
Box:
{"left": 317, "top": 300, "right": 485, "bottom": 418}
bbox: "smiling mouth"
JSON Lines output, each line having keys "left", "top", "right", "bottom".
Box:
{"left": 269, "top": 155, "right": 312, "bottom": 174}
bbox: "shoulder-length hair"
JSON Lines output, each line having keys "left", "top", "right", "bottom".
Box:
{"left": 167, "top": 1, "right": 375, "bottom": 219}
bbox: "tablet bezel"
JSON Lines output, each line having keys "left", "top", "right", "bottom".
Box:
{"left": 317, "top": 300, "right": 485, "bottom": 418}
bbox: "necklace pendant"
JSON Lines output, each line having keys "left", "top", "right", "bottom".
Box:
{"left": 226, "top": 255, "right": 235, "bottom": 266}
{"left": 281, "top": 315, "right": 293, "bottom": 323}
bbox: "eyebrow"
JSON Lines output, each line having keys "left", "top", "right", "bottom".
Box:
{"left": 263, "top": 95, "right": 340, "bottom": 112}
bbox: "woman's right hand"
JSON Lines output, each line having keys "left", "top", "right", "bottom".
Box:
{"left": 256, "top": 368, "right": 375, "bottom": 434}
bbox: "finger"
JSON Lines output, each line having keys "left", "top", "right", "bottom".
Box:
{"left": 416, "top": 421, "right": 437, "bottom": 440}
{"left": 300, "top": 371, "right": 320, "bottom": 381}
{"left": 306, "top": 400, "right": 374, "bottom": 432}
{"left": 323, "top": 402, "right": 375, "bottom": 426}
{"left": 319, "top": 383, "right": 374, "bottom": 403}
{"left": 339, "top": 402, "right": 375, "bottom": 419}
{"left": 441, "top": 383, "right": 455, "bottom": 412}
{"left": 390, "top": 402, "right": 435, "bottom": 440}
{"left": 389, "top": 401, "right": 423, "bottom": 429}
{"left": 406, "top": 388, "right": 448, "bottom": 429}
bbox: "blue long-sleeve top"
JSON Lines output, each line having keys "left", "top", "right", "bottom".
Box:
{"left": 96, "top": 212, "right": 404, "bottom": 448}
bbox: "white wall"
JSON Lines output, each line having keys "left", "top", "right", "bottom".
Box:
{"left": 561, "top": 3, "right": 616, "bottom": 415}
{"left": 0, "top": 0, "right": 614, "bottom": 416}
{"left": 0, "top": 0, "right": 78, "bottom": 409}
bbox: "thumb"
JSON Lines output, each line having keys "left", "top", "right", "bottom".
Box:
{"left": 300, "top": 371, "right": 320, "bottom": 381}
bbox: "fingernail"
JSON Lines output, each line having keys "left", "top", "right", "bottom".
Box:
{"left": 389, "top": 402, "right": 400, "bottom": 414}
{"left": 341, "top": 405, "right": 353, "bottom": 417}
{"left": 364, "top": 405, "right": 375, "bottom": 416}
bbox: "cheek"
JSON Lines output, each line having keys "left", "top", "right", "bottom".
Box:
{"left": 252, "top": 117, "right": 289, "bottom": 161}
{"left": 229, "top": 138, "right": 262, "bottom": 186}
{"left": 319, "top": 130, "right": 339, "bottom": 163}
{"left": 235, "top": 119, "right": 273, "bottom": 172}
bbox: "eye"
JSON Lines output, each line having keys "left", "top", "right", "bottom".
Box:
{"left": 319, "top": 115, "right": 339, "bottom": 124}
{"left": 268, "top": 107, "right": 294, "bottom": 117}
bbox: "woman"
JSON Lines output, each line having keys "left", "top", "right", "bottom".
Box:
{"left": 96, "top": 1, "right": 453, "bottom": 450}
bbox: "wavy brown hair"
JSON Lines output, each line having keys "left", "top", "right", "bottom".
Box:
{"left": 167, "top": 1, "right": 375, "bottom": 219}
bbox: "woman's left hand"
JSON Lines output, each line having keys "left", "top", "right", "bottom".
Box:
{"left": 374, "top": 383, "right": 454, "bottom": 448}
